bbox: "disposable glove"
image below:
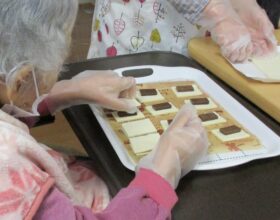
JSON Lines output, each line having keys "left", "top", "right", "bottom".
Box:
{"left": 230, "top": 0, "right": 277, "bottom": 57}
{"left": 43, "top": 70, "right": 137, "bottom": 114}
{"left": 138, "top": 103, "right": 208, "bottom": 188}
{"left": 198, "top": 0, "right": 253, "bottom": 63}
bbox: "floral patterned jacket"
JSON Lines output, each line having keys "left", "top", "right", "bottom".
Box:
{"left": 0, "top": 110, "right": 110, "bottom": 220}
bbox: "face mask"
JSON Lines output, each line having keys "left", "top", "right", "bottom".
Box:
{"left": 1, "top": 61, "right": 47, "bottom": 118}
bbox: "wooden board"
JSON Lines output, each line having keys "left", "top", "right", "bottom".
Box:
{"left": 103, "top": 82, "right": 261, "bottom": 164}
{"left": 188, "top": 30, "right": 280, "bottom": 123}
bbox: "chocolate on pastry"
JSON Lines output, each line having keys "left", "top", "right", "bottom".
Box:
{"left": 176, "top": 85, "right": 194, "bottom": 92}
{"left": 220, "top": 125, "right": 241, "bottom": 135}
{"left": 152, "top": 102, "right": 172, "bottom": 111}
{"left": 117, "top": 111, "right": 138, "bottom": 117}
{"left": 191, "top": 98, "right": 209, "bottom": 105}
{"left": 199, "top": 112, "right": 218, "bottom": 122}
{"left": 140, "top": 89, "right": 157, "bottom": 96}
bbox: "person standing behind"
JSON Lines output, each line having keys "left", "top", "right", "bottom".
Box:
{"left": 88, "top": 0, "right": 277, "bottom": 63}
{"left": 88, "top": 0, "right": 200, "bottom": 58}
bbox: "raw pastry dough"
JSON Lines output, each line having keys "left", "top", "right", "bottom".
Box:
{"left": 252, "top": 53, "right": 280, "bottom": 79}
{"left": 146, "top": 103, "right": 178, "bottom": 116}
{"left": 122, "top": 118, "right": 157, "bottom": 138}
{"left": 185, "top": 98, "right": 217, "bottom": 110}
{"left": 211, "top": 128, "right": 250, "bottom": 142}
{"left": 112, "top": 109, "right": 145, "bottom": 123}
{"left": 171, "top": 84, "right": 202, "bottom": 97}
{"left": 136, "top": 89, "right": 164, "bottom": 103}
{"left": 129, "top": 133, "right": 160, "bottom": 154}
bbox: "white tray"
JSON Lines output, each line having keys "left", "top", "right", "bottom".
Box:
{"left": 90, "top": 65, "right": 280, "bottom": 171}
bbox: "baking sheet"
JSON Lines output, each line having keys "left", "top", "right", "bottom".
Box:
{"left": 230, "top": 47, "right": 280, "bottom": 83}
{"left": 90, "top": 65, "right": 280, "bottom": 171}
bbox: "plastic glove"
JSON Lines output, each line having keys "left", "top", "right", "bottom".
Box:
{"left": 44, "top": 70, "right": 137, "bottom": 114}
{"left": 138, "top": 103, "right": 208, "bottom": 188}
{"left": 230, "top": 0, "right": 277, "bottom": 57}
{"left": 198, "top": 0, "right": 253, "bottom": 63}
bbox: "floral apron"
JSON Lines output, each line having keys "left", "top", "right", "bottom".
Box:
{"left": 88, "top": 0, "right": 201, "bottom": 58}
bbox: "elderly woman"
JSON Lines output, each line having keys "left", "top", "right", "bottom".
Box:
{"left": 0, "top": 1, "right": 208, "bottom": 220}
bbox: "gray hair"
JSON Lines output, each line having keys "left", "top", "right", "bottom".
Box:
{"left": 0, "top": 0, "right": 78, "bottom": 75}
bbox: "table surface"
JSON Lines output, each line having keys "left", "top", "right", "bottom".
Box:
{"left": 188, "top": 30, "right": 280, "bottom": 123}
{"left": 63, "top": 52, "right": 280, "bottom": 220}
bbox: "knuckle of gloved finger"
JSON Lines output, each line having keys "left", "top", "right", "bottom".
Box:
{"left": 185, "top": 130, "right": 201, "bottom": 143}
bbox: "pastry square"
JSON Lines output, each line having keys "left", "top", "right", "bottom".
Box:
{"left": 211, "top": 125, "right": 250, "bottom": 142}
{"left": 171, "top": 84, "right": 203, "bottom": 97}
{"left": 252, "top": 53, "right": 280, "bottom": 80}
{"left": 146, "top": 102, "right": 178, "bottom": 116}
{"left": 122, "top": 118, "right": 157, "bottom": 138}
{"left": 185, "top": 97, "right": 217, "bottom": 110}
{"left": 129, "top": 133, "right": 160, "bottom": 154}
{"left": 112, "top": 109, "right": 145, "bottom": 123}
{"left": 136, "top": 88, "right": 165, "bottom": 103}
{"left": 199, "top": 112, "right": 227, "bottom": 126}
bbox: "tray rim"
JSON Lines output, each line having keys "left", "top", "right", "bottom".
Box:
{"left": 89, "top": 65, "right": 280, "bottom": 171}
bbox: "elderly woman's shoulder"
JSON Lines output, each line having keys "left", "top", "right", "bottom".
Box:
{"left": 0, "top": 110, "right": 54, "bottom": 219}
{"left": 0, "top": 110, "right": 29, "bottom": 132}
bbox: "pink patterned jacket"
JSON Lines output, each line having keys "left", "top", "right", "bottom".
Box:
{"left": 0, "top": 110, "right": 109, "bottom": 219}
{"left": 0, "top": 110, "right": 178, "bottom": 220}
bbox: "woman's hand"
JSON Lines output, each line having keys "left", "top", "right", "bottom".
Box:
{"left": 138, "top": 103, "right": 209, "bottom": 188}
{"left": 45, "top": 70, "right": 137, "bottom": 113}
{"left": 230, "top": 0, "right": 277, "bottom": 57}
{"left": 198, "top": 0, "right": 253, "bottom": 63}
{"left": 74, "top": 70, "right": 137, "bottom": 111}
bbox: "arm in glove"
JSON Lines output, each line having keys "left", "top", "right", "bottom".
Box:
{"left": 230, "top": 0, "right": 277, "bottom": 57}
{"left": 198, "top": 0, "right": 253, "bottom": 63}
{"left": 138, "top": 103, "right": 209, "bottom": 188}
{"left": 42, "top": 70, "right": 137, "bottom": 114}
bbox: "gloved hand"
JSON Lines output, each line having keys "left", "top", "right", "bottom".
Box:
{"left": 44, "top": 70, "right": 137, "bottom": 114}
{"left": 198, "top": 0, "right": 253, "bottom": 63}
{"left": 230, "top": 0, "right": 277, "bottom": 57}
{"left": 138, "top": 103, "right": 208, "bottom": 188}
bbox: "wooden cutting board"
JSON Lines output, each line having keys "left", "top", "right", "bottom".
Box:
{"left": 188, "top": 30, "right": 280, "bottom": 123}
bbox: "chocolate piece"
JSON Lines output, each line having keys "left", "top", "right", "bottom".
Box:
{"left": 199, "top": 112, "right": 218, "bottom": 122}
{"left": 158, "top": 129, "right": 164, "bottom": 135}
{"left": 117, "top": 111, "right": 137, "bottom": 117}
{"left": 104, "top": 109, "right": 114, "bottom": 113}
{"left": 191, "top": 98, "right": 209, "bottom": 105}
{"left": 176, "top": 85, "right": 194, "bottom": 92}
{"left": 167, "top": 119, "right": 173, "bottom": 124}
{"left": 140, "top": 89, "right": 157, "bottom": 96}
{"left": 220, "top": 125, "right": 241, "bottom": 135}
{"left": 152, "top": 102, "right": 172, "bottom": 111}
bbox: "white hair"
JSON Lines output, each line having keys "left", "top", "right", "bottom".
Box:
{"left": 0, "top": 0, "right": 78, "bottom": 75}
